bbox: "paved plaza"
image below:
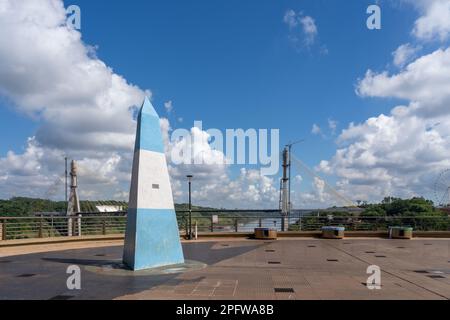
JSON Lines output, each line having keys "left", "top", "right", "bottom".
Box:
{"left": 0, "top": 238, "right": 449, "bottom": 300}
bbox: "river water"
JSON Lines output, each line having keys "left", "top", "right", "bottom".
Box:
{"left": 239, "top": 216, "right": 301, "bottom": 232}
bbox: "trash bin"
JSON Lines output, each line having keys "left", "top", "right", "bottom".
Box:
{"left": 322, "top": 226, "right": 345, "bottom": 239}
{"left": 389, "top": 226, "right": 413, "bottom": 239}
{"left": 254, "top": 228, "right": 277, "bottom": 240}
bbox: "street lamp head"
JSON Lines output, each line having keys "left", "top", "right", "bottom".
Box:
{"left": 186, "top": 175, "right": 193, "bottom": 182}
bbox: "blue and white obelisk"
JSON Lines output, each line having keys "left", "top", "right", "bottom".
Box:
{"left": 123, "top": 97, "right": 184, "bottom": 270}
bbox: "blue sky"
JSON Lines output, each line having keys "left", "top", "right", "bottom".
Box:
{"left": 1, "top": 0, "right": 450, "bottom": 208}
{"left": 0, "top": 0, "right": 413, "bottom": 157}
{"left": 67, "top": 0, "right": 411, "bottom": 164}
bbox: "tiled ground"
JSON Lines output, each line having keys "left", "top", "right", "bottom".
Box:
{"left": 0, "top": 238, "right": 449, "bottom": 300}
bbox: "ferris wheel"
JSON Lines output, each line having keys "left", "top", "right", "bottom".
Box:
{"left": 434, "top": 169, "right": 450, "bottom": 207}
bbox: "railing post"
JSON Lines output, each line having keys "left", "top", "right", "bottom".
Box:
{"left": 50, "top": 216, "right": 54, "bottom": 237}
{"left": 77, "top": 214, "right": 82, "bottom": 237}
{"left": 234, "top": 218, "right": 238, "bottom": 232}
{"left": 38, "top": 215, "right": 43, "bottom": 238}
{"left": 72, "top": 216, "right": 77, "bottom": 236}
{"left": 1, "top": 219, "right": 6, "bottom": 241}
{"left": 185, "top": 214, "right": 189, "bottom": 238}
{"left": 102, "top": 218, "right": 106, "bottom": 235}
{"left": 67, "top": 217, "right": 72, "bottom": 237}
{"left": 195, "top": 221, "right": 198, "bottom": 240}
{"left": 259, "top": 218, "right": 262, "bottom": 227}
{"left": 210, "top": 216, "right": 214, "bottom": 232}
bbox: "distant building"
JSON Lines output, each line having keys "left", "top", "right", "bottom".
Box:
{"left": 95, "top": 205, "right": 123, "bottom": 213}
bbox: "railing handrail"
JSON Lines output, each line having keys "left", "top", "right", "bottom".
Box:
{"left": 1, "top": 214, "right": 449, "bottom": 220}
{"left": 1, "top": 212, "right": 448, "bottom": 241}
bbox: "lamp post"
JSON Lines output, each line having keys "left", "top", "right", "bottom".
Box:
{"left": 186, "top": 175, "right": 193, "bottom": 240}
{"left": 65, "top": 157, "right": 68, "bottom": 213}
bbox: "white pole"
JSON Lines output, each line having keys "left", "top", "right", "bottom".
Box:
{"left": 195, "top": 221, "right": 198, "bottom": 240}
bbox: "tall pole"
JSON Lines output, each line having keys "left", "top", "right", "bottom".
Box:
{"left": 285, "top": 139, "right": 304, "bottom": 215}
{"left": 187, "top": 175, "right": 193, "bottom": 240}
{"left": 189, "top": 180, "right": 192, "bottom": 239}
{"left": 281, "top": 148, "right": 289, "bottom": 231}
{"left": 288, "top": 145, "right": 292, "bottom": 214}
{"left": 65, "top": 157, "right": 68, "bottom": 212}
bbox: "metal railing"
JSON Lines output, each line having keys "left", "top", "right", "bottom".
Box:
{"left": 0, "top": 215, "right": 126, "bottom": 240}
{"left": 288, "top": 215, "right": 450, "bottom": 232}
{"left": 0, "top": 211, "right": 449, "bottom": 240}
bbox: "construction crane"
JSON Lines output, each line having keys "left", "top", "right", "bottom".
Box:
{"left": 290, "top": 154, "right": 356, "bottom": 207}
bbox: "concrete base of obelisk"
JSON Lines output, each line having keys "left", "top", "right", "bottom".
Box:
{"left": 123, "top": 208, "right": 184, "bottom": 271}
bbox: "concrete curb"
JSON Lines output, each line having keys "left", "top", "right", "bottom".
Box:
{"left": 0, "top": 235, "right": 124, "bottom": 248}
{"left": 2, "top": 230, "right": 450, "bottom": 248}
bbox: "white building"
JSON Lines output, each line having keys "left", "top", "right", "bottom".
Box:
{"left": 95, "top": 205, "right": 123, "bottom": 213}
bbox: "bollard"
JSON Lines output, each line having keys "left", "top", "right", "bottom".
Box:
{"left": 254, "top": 228, "right": 277, "bottom": 240}
{"left": 234, "top": 218, "right": 239, "bottom": 232}
{"left": 322, "top": 226, "right": 345, "bottom": 239}
{"left": 389, "top": 226, "right": 413, "bottom": 239}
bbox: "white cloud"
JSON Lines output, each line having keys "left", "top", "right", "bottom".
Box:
{"left": 164, "top": 100, "right": 173, "bottom": 114}
{"left": 0, "top": 0, "right": 146, "bottom": 152}
{"left": 186, "top": 168, "right": 279, "bottom": 209}
{"left": 311, "top": 123, "right": 322, "bottom": 135}
{"left": 283, "top": 9, "right": 319, "bottom": 50}
{"left": 312, "top": 121, "right": 337, "bottom": 138}
{"left": 313, "top": 177, "right": 326, "bottom": 202}
{"left": 166, "top": 126, "right": 227, "bottom": 180}
{"left": 392, "top": 43, "right": 421, "bottom": 67}
{"left": 283, "top": 9, "right": 298, "bottom": 29}
{"left": 318, "top": 0, "right": 450, "bottom": 204}
{"left": 357, "top": 48, "right": 450, "bottom": 117}
{"left": 0, "top": 0, "right": 283, "bottom": 209}
{"left": 289, "top": 175, "right": 334, "bottom": 208}
{"left": 0, "top": 0, "right": 148, "bottom": 200}
{"left": 320, "top": 46, "right": 450, "bottom": 203}
{"left": 319, "top": 112, "right": 450, "bottom": 202}
{"left": 299, "top": 15, "right": 318, "bottom": 46}
{"left": 411, "top": 0, "right": 450, "bottom": 42}
{"left": 328, "top": 118, "right": 338, "bottom": 135}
